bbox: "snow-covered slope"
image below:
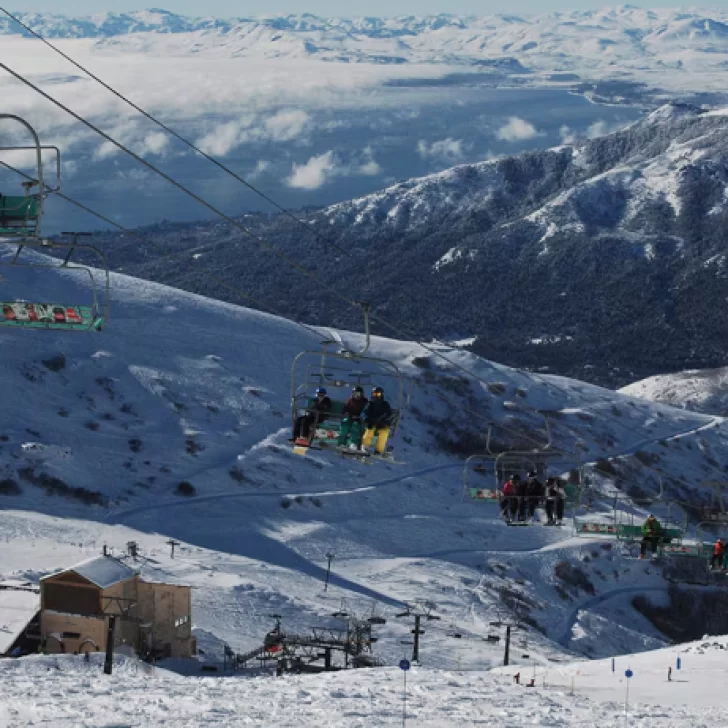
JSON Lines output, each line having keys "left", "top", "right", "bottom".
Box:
{"left": 3, "top": 637, "right": 728, "bottom": 725}
{"left": 2, "top": 7, "right": 728, "bottom": 96}
{"left": 4, "top": 248, "right": 728, "bottom": 696}
{"left": 621, "top": 366, "right": 728, "bottom": 416}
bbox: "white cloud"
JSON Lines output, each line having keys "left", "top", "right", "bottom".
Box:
{"left": 196, "top": 119, "right": 249, "bottom": 157}
{"left": 264, "top": 109, "right": 310, "bottom": 142}
{"left": 142, "top": 131, "right": 170, "bottom": 156}
{"left": 287, "top": 151, "right": 339, "bottom": 190}
{"left": 417, "top": 138, "right": 465, "bottom": 162}
{"left": 93, "top": 141, "right": 121, "bottom": 161}
{"left": 560, "top": 120, "right": 623, "bottom": 145}
{"left": 250, "top": 160, "right": 270, "bottom": 178}
{"left": 285, "top": 147, "right": 381, "bottom": 189}
{"left": 358, "top": 159, "right": 381, "bottom": 176}
{"left": 496, "top": 117, "right": 542, "bottom": 142}
{"left": 586, "top": 120, "right": 623, "bottom": 139}
{"left": 357, "top": 146, "right": 381, "bottom": 176}
{"left": 560, "top": 124, "right": 578, "bottom": 144}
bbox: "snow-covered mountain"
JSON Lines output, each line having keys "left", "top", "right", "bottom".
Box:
{"left": 2, "top": 7, "right": 728, "bottom": 98}
{"left": 103, "top": 102, "right": 728, "bottom": 387}
{"left": 622, "top": 366, "right": 728, "bottom": 416}
{"left": 3, "top": 248, "right": 728, "bottom": 677}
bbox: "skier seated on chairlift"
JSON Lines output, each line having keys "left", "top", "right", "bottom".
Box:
{"left": 501, "top": 474, "right": 520, "bottom": 522}
{"left": 544, "top": 477, "right": 566, "bottom": 525}
{"left": 337, "top": 385, "right": 369, "bottom": 450}
{"left": 293, "top": 387, "right": 332, "bottom": 444}
{"left": 360, "top": 386, "right": 393, "bottom": 455}
{"left": 639, "top": 514, "right": 663, "bottom": 559}
{"left": 526, "top": 471, "right": 544, "bottom": 520}
{"left": 711, "top": 538, "right": 725, "bottom": 571}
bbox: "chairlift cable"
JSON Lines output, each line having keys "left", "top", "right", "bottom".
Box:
{"left": 0, "top": 64, "right": 555, "bottom": 448}
{"left": 0, "top": 159, "right": 323, "bottom": 340}
{"left": 2, "top": 27, "right": 703, "bottom": 456}
{"left": 0, "top": 7, "right": 355, "bottom": 261}
{"left": 0, "top": 157, "right": 541, "bottom": 447}
{"left": 0, "top": 63, "right": 690, "bottom": 455}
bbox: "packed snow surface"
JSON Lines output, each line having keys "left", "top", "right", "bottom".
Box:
{"left": 3, "top": 640, "right": 728, "bottom": 726}
{"left": 3, "top": 251, "right": 728, "bottom": 723}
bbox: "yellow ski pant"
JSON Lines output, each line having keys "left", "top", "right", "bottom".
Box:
{"left": 362, "top": 426, "right": 390, "bottom": 455}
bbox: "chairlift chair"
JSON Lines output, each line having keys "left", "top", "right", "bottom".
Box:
{"left": 291, "top": 305, "right": 405, "bottom": 451}
{"left": 0, "top": 115, "right": 109, "bottom": 331}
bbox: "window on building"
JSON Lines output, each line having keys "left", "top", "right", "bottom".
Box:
{"left": 61, "top": 631, "right": 81, "bottom": 639}
{"left": 174, "top": 616, "right": 189, "bottom": 628}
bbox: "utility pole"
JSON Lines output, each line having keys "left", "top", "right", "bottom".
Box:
{"left": 166, "top": 539, "right": 180, "bottom": 559}
{"left": 324, "top": 552, "right": 335, "bottom": 591}
{"left": 490, "top": 618, "right": 516, "bottom": 667}
{"left": 103, "top": 615, "right": 116, "bottom": 675}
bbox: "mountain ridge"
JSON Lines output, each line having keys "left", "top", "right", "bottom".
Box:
{"left": 93, "top": 102, "right": 728, "bottom": 387}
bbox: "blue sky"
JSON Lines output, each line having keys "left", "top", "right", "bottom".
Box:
{"left": 18, "top": 1, "right": 721, "bottom": 16}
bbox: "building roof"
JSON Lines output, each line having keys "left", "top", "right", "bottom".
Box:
{"left": 42, "top": 556, "right": 138, "bottom": 589}
{"left": 0, "top": 589, "right": 39, "bottom": 654}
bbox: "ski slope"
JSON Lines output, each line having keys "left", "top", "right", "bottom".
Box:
{"left": 3, "top": 250, "right": 728, "bottom": 723}
{"left": 2, "top": 639, "right": 728, "bottom": 727}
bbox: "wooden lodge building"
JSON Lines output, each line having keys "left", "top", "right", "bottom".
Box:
{"left": 39, "top": 555, "right": 195, "bottom": 659}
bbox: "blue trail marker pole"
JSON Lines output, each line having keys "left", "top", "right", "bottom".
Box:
{"left": 676, "top": 656, "right": 682, "bottom": 671}
{"left": 400, "top": 658, "right": 411, "bottom": 727}
{"left": 625, "top": 669, "right": 634, "bottom": 712}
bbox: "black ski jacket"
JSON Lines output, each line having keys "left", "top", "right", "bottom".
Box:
{"left": 362, "top": 398, "right": 392, "bottom": 427}
{"left": 307, "top": 396, "right": 332, "bottom": 423}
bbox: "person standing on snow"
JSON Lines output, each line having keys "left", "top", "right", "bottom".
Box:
{"left": 640, "top": 514, "right": 663, "bottom": 559}
{"left": 360, "top": 386, "right": 394, "bottom": 455}
{"left": 337, "top": 385, "right": 368, "bottom": 449}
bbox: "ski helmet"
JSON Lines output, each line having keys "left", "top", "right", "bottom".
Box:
{"left": 353, "top": 385, "right": 364, "bottom": 395}
{"left": 372, "top": 386, "right": 384, "bottom": 397}
{"left": 316, "top": 387, "right": 327, "bottom": 395}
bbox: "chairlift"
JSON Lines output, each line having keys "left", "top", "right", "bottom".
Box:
{"left": 291, "top": 304, "right": 405, "bottom": 453}
{"left": 463, "top": 417, "right": 583, "bottom": 524}
{"left": 700, "top": 481, "right": 728, "bottom": 524}
{"left": 0, "top": 115, "right": 109, "bottom": 331}
{"left": 574, "top": 473, "right": 687, "bottom": 546}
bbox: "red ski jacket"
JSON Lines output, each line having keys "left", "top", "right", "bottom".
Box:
{"left": 343, "top": 396, "right": 368, "bottom": 419}
{"left": 502, "top": 480, "right": 518, "bottom": 496}
{"left": 714, "top": 541, "right": 724, "bottom": 556}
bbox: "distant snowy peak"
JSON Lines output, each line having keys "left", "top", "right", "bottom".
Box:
{"left": 2, "top": 7, "right": 728, "bottom": 64}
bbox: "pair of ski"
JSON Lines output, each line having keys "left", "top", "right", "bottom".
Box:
{"left": 291, "top": 438, "right": 404, "bottom": 464}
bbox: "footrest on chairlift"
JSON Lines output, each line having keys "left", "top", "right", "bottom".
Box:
{"left": 0, "top": 301, "right": 100, "bottom": 330}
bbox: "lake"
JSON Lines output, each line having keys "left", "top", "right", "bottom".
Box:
{"left": 6, "top": 83, "right": 644, "bottom": 234}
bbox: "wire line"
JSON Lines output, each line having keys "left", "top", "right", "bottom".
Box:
{"left": 0, "top": 6, "right": 355, "bottom": 260}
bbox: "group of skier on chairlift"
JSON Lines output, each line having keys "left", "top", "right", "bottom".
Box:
{"left": 500, "top": 472, "right": 566, "bottom": 526}
{"left": 293, "top": 384, "right": 394, "bottom": 455}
